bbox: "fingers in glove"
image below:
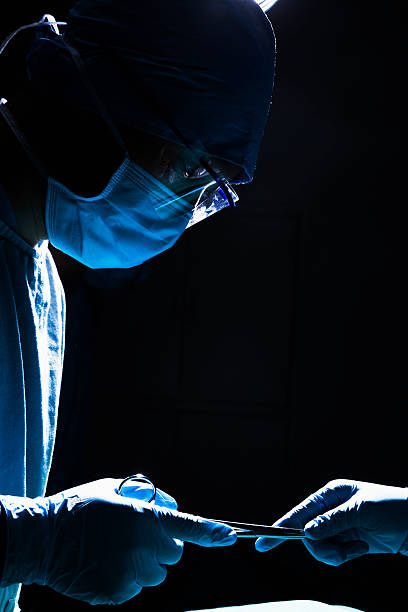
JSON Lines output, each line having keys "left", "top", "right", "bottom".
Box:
{"left": 154, "top": 488, "right": 178, "bottom": 510}
{"left": 304, "top": 537, "right": 369, "bottom": 566}
{"left": 157, "top": 536, "right": 184, "bottom": 566}
{"left": 268, "top": 480, "right": 358, "bottom": 535}
{"left": 132, "top": 551, "right": 168, "bottom": 587}
{"left": 255, "top": 537, "right": 285, "bottom": 552}
{"left": 155, "top": 506, "right": 236, "bottom": 547}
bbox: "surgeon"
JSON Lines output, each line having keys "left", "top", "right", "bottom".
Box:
{"left": 0, "top": 1, "right": 276, "bottom": 610}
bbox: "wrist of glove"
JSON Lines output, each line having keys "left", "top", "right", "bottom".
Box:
{"left": 0, "top": 493, "right": 66, "bottom": 587}
{"left": 0, "top": 478, "right": 236, "bottom": 605}
{"left": 0, "top": 504, "right": 9, "bottom": 580}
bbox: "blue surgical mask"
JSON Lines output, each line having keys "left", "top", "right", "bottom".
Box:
{"left": 46, "top": 156, "right": 192, "bottom": 269}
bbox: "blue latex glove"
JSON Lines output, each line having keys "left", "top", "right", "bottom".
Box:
{"left": 0, "top": 478, "right": 236, "bottom": 605}
{"left": 255, "top": 479, "right": 408, "bottom": 566}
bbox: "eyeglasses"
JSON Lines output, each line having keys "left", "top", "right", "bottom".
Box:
{"left": 186, "top": 165, "right": 239, "bottom": 228}
{"left": 187, "top": 180, "right": 239, "bottom": 228}
{"left": 161, "top": 178, "right": 239, "bottom": 228}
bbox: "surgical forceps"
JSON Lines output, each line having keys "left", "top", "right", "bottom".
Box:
{"left": 118, "top": 474, "right": 305, "bottom": 540}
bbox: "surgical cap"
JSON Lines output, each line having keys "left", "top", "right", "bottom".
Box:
{"left": 27, "top": 0, "right": 276, "bottom": 183}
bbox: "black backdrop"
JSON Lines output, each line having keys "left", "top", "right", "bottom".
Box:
{"left": 1, "top": 2, "right": 406, "bottom": 611}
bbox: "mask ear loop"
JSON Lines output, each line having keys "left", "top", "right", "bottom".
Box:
{"left": 40, "top": 12, "right": 129, "bottom": 157}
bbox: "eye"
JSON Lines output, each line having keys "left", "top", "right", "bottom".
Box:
{"left": 184, "top": 164, "right": 209, "bottom": 179}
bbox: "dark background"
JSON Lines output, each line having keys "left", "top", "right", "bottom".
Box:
{"left": 2, "top": 1, "right": 406, "bottom": 611}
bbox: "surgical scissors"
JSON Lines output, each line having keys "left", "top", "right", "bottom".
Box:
{"left": 118, "top": 474, "right": 305, "bottom": 540}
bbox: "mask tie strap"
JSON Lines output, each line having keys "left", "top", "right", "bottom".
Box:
{"left": 39, "top": 14, "right": 128, "bottom": 156}
{"left": 0, "top": 98, "right": 49, "bottom": 180}
{"left": 0, "top": 17, "right": 67, "bottom": 180}
{"left": 57, "top": 36, "right": 130, "bottom": 158}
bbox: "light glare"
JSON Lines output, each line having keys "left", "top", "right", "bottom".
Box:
{"left": 256, "top": 0, "right": 280, "bottom": 12}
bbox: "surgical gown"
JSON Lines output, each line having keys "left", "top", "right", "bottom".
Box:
{"left": 0, "top": 187, "right": 65, "bottom": 612}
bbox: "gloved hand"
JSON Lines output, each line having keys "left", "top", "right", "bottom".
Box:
{"left": 255, "top": 479, "right": 408, "bottom": 566}
{"left": 0, "top": 478, "right": 236, "bottom": 605}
